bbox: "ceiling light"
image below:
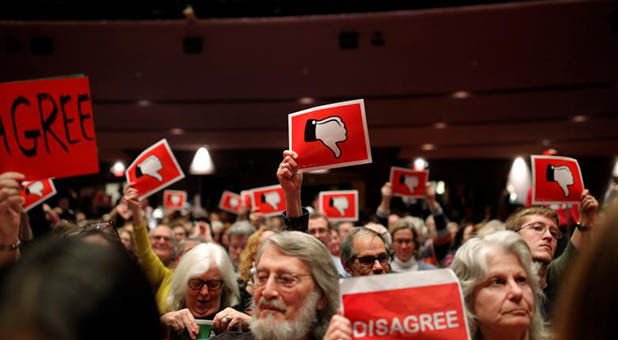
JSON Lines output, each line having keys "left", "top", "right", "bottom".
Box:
{"left": 571, "top": 115, "right": 589, "bottom": 123}
{"left": 190, "top": 147, "right": 215, "bottom": 175}
{"left": 137, "top": 99, "right": 152, "bottom": 107}
{"left": 299, "top": 97, "right": 315, "bottom": 105}
{"left": 451, "top": 91, "right": 470, "bottom": 99}
{"left": 507, "top": 157, "right": 530, "bottom": 204}
{"left": 433, "top": 122, "right": 447, "bottom": 129}
{"left": 110, "top": 161, "right": 126, "bottom": 177}
{"left": 421, "top": 143, "right": 435, "bottom": 151}
{"left": 170, "top": 128, "right": 184, "bottom": 135}
{"left": 414, "top": 158, "right": 428, "bottom": 171}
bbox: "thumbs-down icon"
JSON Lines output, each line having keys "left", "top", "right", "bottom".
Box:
{"left": 261, "top": 191, "right": 281, "bottom": 210}
{"left": 546, "top": 165, "right": 574, "bottom": 197}
{"left": 170, "top": 195, "right": 180, "bottom": 205}
{"left": 399, "top": 174, "right": 419, "bottom": 193}
{"left": 26, "top": 181, "right": 44, "bottom": 197}
{"left": 229, "top": 197, "right": 239, "bottom": 207}
{"left": 330, "top": 196, "right": 349, "bottom": 216}
{"left": 304, "top": 116, "right": 348, "bottom": 158}
{"left": 136, "top": 155, "right": 163, "bottom": 182}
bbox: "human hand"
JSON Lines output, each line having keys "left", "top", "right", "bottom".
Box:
{"left": 578, "top": 189, "right": 599, "bottom": 227}
{"left": 213, "top": 307, "right": 252, "bottom": 332}
{"left": 277, "top": 150, "right": 303, "bottom": 195}
{"left": 381, "top": 182, "right": 393, "bottom": 200}
{"left": 0, "top": 172, "right": 25, "bottom": 241}
{"left": 120, "top": 187, "right": 142, "bottom": 225}
{"left": 160, "top": 309, "right": 199, "bottom": 340}
{"left": 324, "top": 309, "right": 352, "bottom": 340}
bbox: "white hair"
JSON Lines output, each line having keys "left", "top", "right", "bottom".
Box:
{"left": 167, "top": 243, "right": 239, "bottom": 313}
{"left": 450, "top": 231, "right": 547, "bottom": 340}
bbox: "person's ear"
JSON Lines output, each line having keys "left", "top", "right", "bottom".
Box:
{"left": 316, "top": 290, "right": 326, "bottom": 311}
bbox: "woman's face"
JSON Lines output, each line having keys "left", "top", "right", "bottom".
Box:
{"left": 185, "top": 267, "right": 224, "bottom": 318}
{"left": 473, "top": 247, "right": 534, "bottom": 336}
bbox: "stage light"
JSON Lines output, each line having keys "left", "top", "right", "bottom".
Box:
{"left": 190, "top": 147, "right": 215, "bottom": 175}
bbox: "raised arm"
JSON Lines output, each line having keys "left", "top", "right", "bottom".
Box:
{"left": 0, "top": 172, "right": 25, "bottom": 266}
{"left": 277, "top": 150, "right": 308, "bottom": 232}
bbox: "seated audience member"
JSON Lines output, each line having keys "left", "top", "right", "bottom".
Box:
{"left": 190, "top": 216, "right": 214, "bottom": 242}
{"left": 161, "top": 242, "right": 242, "bottom": 338}
{"left": 328, "top": 225, "right": 341, "bottom": 257}
{"left": 389, "top": 219, "right": 436, "bottom": 272}
{"left": 554, "top": 207, "right": 618, "bottom": 340}
{"left": 364, "top": 222, "right": 392, "bottom": 246}
{"left": 237, "top": 226, "right": 279, "bottom": 310}
{"left": 504, "top": 190, "right": 598, "bottom": 318}
{"left": 211, "top": 231, "right": 340, "bottom": 340}
{"left": 337, "top": 221, "right": 354, "bottom": 239}
{"left": 227, "top": 220, "right": 256, "bottom": 271}
{"left": 118, "top": 226, "right": 135, "bottom": 253}
{"left": 63, "top": 219, "right": 122, "bottom": 245}
{"left": 151, "top": 223, "right": 176, "bottom": 267}
{"left": 309, "top": 212, "right": 349, "bottom": 277}
{"left": 450, "top": 231, "right": 548, "bottom": 340}
{"left": 211, "top": 220, "right": 225, "bottom": 244}
{"left": 340, "top": 227, "right": 391, "bottom": 276}
{"left": 171, "top": 220, "right": 189, "bottom": 243}
{"left": 0, "top": 238, "right": 161, "bottom": 340}
{"left": 476, "top": 219, "right": 505, "bottom": 238}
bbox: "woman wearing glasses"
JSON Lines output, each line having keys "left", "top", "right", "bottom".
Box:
{"left": 161, "top": 242, "right": 243, "bottom": 339}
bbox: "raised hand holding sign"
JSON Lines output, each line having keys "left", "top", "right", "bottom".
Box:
{"left": 126, "top": 139, "right": 185, "bottom": 199}
{"left": 390, "top": 167, "right": 428, "bottom": 198}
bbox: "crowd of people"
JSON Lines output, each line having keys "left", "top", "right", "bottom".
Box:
{"left": 0, "top": 149, "right": 617, "bottom": 340}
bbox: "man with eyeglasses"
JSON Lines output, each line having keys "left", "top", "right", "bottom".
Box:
{"left": 340, "top": 227, "right": 391, "bottom": 276}
{"left": 504, "top": 189, "right": 599, "bottom": 320}
{"left": 150, "top": 224, "right": 176, "bottom": 267}
{"left": 211, "top": 231, "right": 339, "bottom": 340}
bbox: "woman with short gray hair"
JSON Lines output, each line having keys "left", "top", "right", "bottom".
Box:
{"left": 450, "top": 231, "right": 548, "bottom": 340}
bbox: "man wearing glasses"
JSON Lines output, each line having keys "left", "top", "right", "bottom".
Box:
{"left": 340, "top": 227, "right": 391, "bottom": 277}
{"left": 212, "top": 231, "right": 339, "bottom": 340}
{"left": 505, "top": 189, "right": 599, "bottom": 320}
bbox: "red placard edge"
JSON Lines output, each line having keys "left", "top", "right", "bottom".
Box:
{"left": 530, "top": 155, "right": 584, "bottom": 205}
{"left": 24, "top": 179, "right": 57, "bottom": 212}
{"left": 240, "top": 190, "right": 254, "bottom": 208}
{"left": 339, "top": 268, "right": 472, "bottom": 340}
{"left": 125, "top": 138, "right": 186, "bottom": 200}
{"left": 388, "top": 166, "right": 430, "bottom": 199}
{"left": 318, "top": 190, "right": 359, "bottom": 222}
{"left": 287, "top": 99, "right": 373, "bottom": 173}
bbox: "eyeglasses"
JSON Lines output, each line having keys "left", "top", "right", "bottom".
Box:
{"left": 353, "top": 253, "right": 391, "bottom": 268}
{"left": 253, "top": 270, "right": 311, "bottom": 289}
{"left": 188, "top": 279, "right": 224, "bottom": 291}
{"left": 393, "top": 239, "right": 413, "bottom": 245}
{"left": 63, "top": 221, "right": 119, "bottom": 240}
{"left": 519, "top": 222, "right": 562, "bottom": 240}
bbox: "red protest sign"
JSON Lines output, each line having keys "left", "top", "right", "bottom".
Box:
{"left": 240, "top": 190, "right": 253, "bottom": 209}
{"left": 531, "top": 155, "right": 584, "bottom": 204}
{"left": 126, "top": 139, "right": 185, "bottom": 199}
{"left": 389, "top": 167, "right": 429, "bottom": 198}
{"left": 318, "top": 190, "right": 359, "bottom": 222}
{"left": 288, "top": 99, "right": 372, "bottom": 172}
{"left": 341, "top": 269, "right": 470, "bottom": 340}
{"left": 164, "top": 190, "right": 187, "bottom": 210}
{"left": 0, "top": 76, "right": 99, "bottom": 180}
{"left": 21, "top": 178, "right": 57, "bottom": 212}
{"left": 219, "top": 191, "right": 242, "bottom": 214}
{"left": 251, "top": 185, "right": 286, "bottom": 217}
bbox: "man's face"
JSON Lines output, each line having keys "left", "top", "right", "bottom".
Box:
{"left": 338, "top": 222, "right": 354, "bottom": 239}
{"left": 228, "top": 234, "right": 248, "bottom": 267}
{"left": 517, "top": 215, "right": 558, "bottom": 264}
{"left": 328, "top": 230, "right": 341, "bottom": 256}
{"left": 345, "top": 235, "right": 390, "bottom": 276}
{"left": 308, "top": 217, "right": 330, "bottom": 246}
{"left": 173, "top": 226, "right": 187, "bottom": 242}
{"left": 150, "top": 226, "right": 173, "bottom": 265}
{"left": 253, "top": 244, "right": 322, "bottom": 324}
{"left": 392, "top": 228, "right": 415, "bottom": 262}
{"left": 185, "top": 267, "right": 224, "bottom": 318}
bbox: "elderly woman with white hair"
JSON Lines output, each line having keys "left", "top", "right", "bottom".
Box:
{"left": 161, "top": 242, "right": 246, "bottom": 338}
{"left": 450, "top": 231, "right": 548, "bottom": 340}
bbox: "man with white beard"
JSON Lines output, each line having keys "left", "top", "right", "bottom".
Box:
{"left": 211, "top": 231, "right": 340, "bottom": 340}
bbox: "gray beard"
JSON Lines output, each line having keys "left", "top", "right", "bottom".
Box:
{"left": 251, "top": 291, "right": 319, "bottom": 340}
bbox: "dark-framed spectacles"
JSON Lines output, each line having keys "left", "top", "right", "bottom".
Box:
{"left": 188, "top": 279, "right": 224, "bottom": 291}
{"left": 519, "top": 222, "right": 562, "bottom": 240}
{"left": 353, "top": 252, "right": 391, "bottom": 268}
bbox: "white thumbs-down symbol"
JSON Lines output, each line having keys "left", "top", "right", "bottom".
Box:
{"left": 137, "top": 155, "right": 163, "bottom": 182}
{"left": 262, "top": 191, "right": 281, "bottom": 210}
{"left": 546, "top": 165, "right": 574, "bottom": 197}
{"left": 330, "top": 196, "right": 349, "bottom": 216}
{"left": 400, "top": 174, "right": 419, "bottom": 193}
{"left": 26, "top": 181, "right": 44, "bottom": 197}
{"left": 229, "top": 197, "right": 239, "bottom": 207}
{"left": 170, "top": 195, "right": 180, "bottom": 205}
{"left": 304, "top": 116, "right": 348, "bottom": 158}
